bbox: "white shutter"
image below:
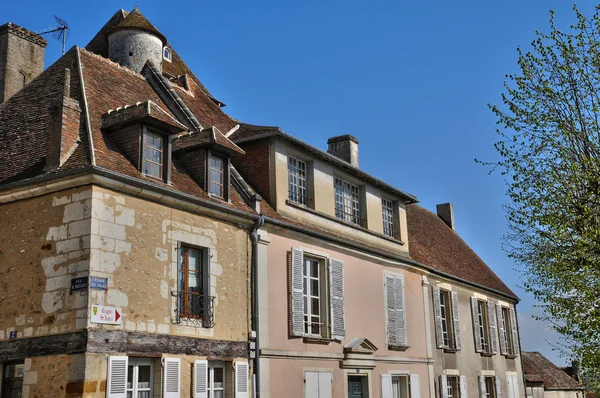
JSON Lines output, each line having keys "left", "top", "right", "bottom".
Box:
{"left": 471, "top": 297, "right": 482, "bottom": 353}
{"left": 508, "top": 375, "right": 519, "bottom": 398}
{"left": 497, "top": 305, "right": 507, "bottom": 355}
{"left": 329, "top": 258, "right": 345, "bottom": 340}
{"left": 478, "top": 376, "right": 486, "bottom": 398}
{"left": 107, "top": 356, "right": 128, "bottom": 398}
{"left": 193, "top": 360, "right": 208, "bottom": 398}
{"left": 410, "top": 374, "right": 421, "bottom": 398}
{"left": 318, "top": 372, "right": 332, "bottom": 398}
{"left": 381, "top": 374, "right": 393, "bottom": 398}
{"left": 395, "top": 275, "right": 407, "bottom": 347}
{"left": 235, "top": 361, "right": 249, "bottom": 398}
{"left": 488, "top": 301, "right": 498, "bottom": 354}
{"left": 451, "top": 291, "right": 461, "bottom": 350}
{"left": 509, "top": 308, "right": 520, "bottom": 354}
{"left": 163, "top": 357, "right": 181, "bottom": 398}
{"left": 385, "top": 274, "right": 398, "bottom": 346}
{"left": 495, "top": 376, "right": 502, "bottom": 398}
{"left": 305, "top": 372, "right": 319, "bottom": 398}
{"left": 459, "top": 375, "right": 468, "bottom": 398}
{"left": 290, "top": 248, "right": 304, "bottom": 337}
{"left": 432, "top": 286, "right": 444, "bottom": 348}
{"left": 439, "top": 375, "right": 448, "bottom": 398}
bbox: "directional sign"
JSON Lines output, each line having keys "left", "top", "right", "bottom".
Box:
{"left": 90, "top": 305, "right": 122, "bottom": 325}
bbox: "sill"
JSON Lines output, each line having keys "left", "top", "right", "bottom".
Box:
{"left": 479, "top": 352, "right": 495, "bottom": 357}
{"left": 443, "top": 348, "right": 459, "bottom": 353}
{"left": 388, "top": 345, "right": 410, "bottom": 352}
{"left": 285, "top": 200, "right": 405, "bottom": 245}
{"left": 303, "top": 336, "right": 335, "bottom": 345}
{"left": 208, "top": 193, "right": 230, "bottom": 203}
{"left": 504, "top": 354, "right": 518, "bottom": 359}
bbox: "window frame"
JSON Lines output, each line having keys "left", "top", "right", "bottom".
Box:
{"left": 288, "top": 155, "right": 309, "bottom": 206}
{"left": 302, "top": 255, "right": 329, "bottom": 338}
{"left": 206, "top": 150, "right": 230, "bottom": 201}
{"left": 446, "top": 376, "right": 460, "bottom": 398}
{"left": 141, "top": 126, "right": 171, "bottom": 183}
{"left": 483, "top": 376, "right": 496, "bottom": 398}
{"left": 381, "top": 197, "right": 397, "bottom": 238}
{"left": 126, "top": 357, "right": 154, "bottom": 397}
{"left": 477, "top": 300, "right": 491, "bottom": 353}
{"left": 391, "top": 375, "right": 410, "bottom": 397}
{"left": 177, "top": 244, "right": 213, "bottom": 328}
{"left": 207, "top": 361, "right": 226, "bottom": 398}
{"left": 439, "top": 289, "right": 455, "bottom": 349}
{"left": 500, "top": 306, "right": 515, "bottom": 356}
{"left": 208, "top": 153, "right": 225, "bottom": 199}
{"left": 334, "top": 177, "right": 362, "bottom": 226}
{"left": 163, "top": 46, "right": 172, "bottom": 62}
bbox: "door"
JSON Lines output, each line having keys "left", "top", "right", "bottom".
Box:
{"left": 208, "top": 361, "right": 226, "bottom": 398}
{"left": 348, "top": 376, "right": 367, "bottom": 398}
{"left": 126, "top": 358, "right": 153, "bottom": 398}
{"left": 1, "top": 363, "right": 24, "bottom": 398}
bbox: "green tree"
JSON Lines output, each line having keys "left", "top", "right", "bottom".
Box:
{"left": 487, "top": 4, "right": 600, "bottom": 384}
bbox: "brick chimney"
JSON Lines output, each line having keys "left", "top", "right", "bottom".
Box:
{"left": 327, "top": 134, "right": 359, "bottom": 167}
{"left": 436, "top": 203, "right": 455, "bottom": 230}
{"left": 45, "top": 69, "right": 81, "bottom": 170}
{"left": 0, "top": 22, "right": 47, "bottom": 104}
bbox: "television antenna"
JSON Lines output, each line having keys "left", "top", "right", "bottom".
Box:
{"left": 38, "top": 15, "right": 70, "bottom": 55}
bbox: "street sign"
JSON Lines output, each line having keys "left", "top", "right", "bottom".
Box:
{"left": 90, "top": 305, "right": 122, "bottom": 325}
{"left": 90, "top": 276, "right": 107, "bottom": 290}
{"left": 70, "top": 277, "right": 88, "bottom": 292}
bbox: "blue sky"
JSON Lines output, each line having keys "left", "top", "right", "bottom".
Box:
{"left": 4, "top": 0, "right": 594, "bottom": 366}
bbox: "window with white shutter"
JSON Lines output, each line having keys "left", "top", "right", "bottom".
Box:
{"left": 507, "top": 375, "right": 519, "bottom": 398}
{"left": 451, "top": 292, "right": 461, "bottom": 350}
{"left": 472, "top": 298, "right": 493, "bottom": 354}
{"left": 495, "top": 376, "right": 502, "bottom": 398}
{"left": 459, "top": 376, "right": 468, "bottom": 398}
{"left": 410, "top": 374, "right": 421, "bottom": 398}
{"left": 488, "top": 301, "right": 498, "bottom": 355}
{"left": 385, "top": 272, "right": 407, "bottom": 348}
{"left": 509, "top": 308, "right": 520, "bottom": 355}
{"left": 439, "top": 375, "right": 448, "bottom": 398}
{"left": 433, "top": 286, "right": 461, "bottom": 350}
{"left": 163, "top": 357, "right": 181, "bottom": 398}
{"left": 479, "top": 376, "right": 497, "bottom": 398}
{"left": 193, "top": 360, "right": 208, "bottom": 398}
{"left": 235, "top": 361, "right": 249, "bottom": 398}
{"left": 305, "top": 371, "right": 332, "bottom": 398}
{"left": 497, "top": 305, "right": 508, "bottom": 356}
{"left": 107, "top": 356, "right": 128, "bottom": 398}
{"left": 381, "top": 374, "right": 393, "bottom": 398}
{"left": 329, "top": 258, "right": 345, "bottom": 340}
{"left": 290, "top": 248, "right": 305, "bottom": 337}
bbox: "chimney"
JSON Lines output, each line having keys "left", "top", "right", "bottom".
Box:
{"left": 0, "top": 22, "right": 47, "bottom": 104}
{"left": 45, "top": 69, "right": 81, "bottom": 170}
{"left": 327, "top": 134, "right": 359, "bottom": 167}
{"left": 436, "top": 203, "right": 455, "bottom": 230}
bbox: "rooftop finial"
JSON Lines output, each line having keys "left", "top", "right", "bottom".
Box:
{"left": 132, "top": 6, "right": 140, "bottom": 13}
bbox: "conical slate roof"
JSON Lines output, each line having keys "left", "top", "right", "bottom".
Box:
{"left": 108, "top": 6, "right": 166, "bottom": 45}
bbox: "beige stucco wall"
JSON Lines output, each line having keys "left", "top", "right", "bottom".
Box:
{"left": 428, "top": 278, "right": 526, "bottom": 397}
{"left": 271, "top": 138, "right": 409, "bottom": 254}
{"left": 259, "top": 227, "right": 430, "bottom": 397}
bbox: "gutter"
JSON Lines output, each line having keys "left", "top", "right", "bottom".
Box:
{"left": 264, "top": 215, "right": 520, "bottom": 303}
{"left": 250, "top": 215, "right": 265, "bottom": 398}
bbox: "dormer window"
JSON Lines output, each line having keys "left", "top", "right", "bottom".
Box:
{"left": 143, "top": 128, "right": 165, "bottom": 180}
{"left": 163, "top": 46, "right": 172, "bottom": 62}
{"left": 334, "top": 177, "right": 362, "bottom": 226}
{"left": 208, "top": 153, "right": 225, "bottom": 198}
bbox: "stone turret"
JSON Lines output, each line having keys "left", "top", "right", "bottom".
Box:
{"left": 107, "top": 7, "right": 166, "bottom": 73}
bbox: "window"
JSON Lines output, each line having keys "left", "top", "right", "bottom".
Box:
{"left": 289, "top": 248, "right": 345, "bottom": 340}
{"left": 385, "top": 272, "right": 408, "bottom": 348}
{"left": 433, "top": 287, "right": 461, "bottom": 350}
{"left": 208, "top": 154, "right": 225, "bottom": 198}
{"left": 176, "top": 245, "right": 213, "bottom": 327}
{"left": 526, "top": 385, "right": 544, "bottom": 398}
{"left": 143, "top": 129, "right": 164, "bottom": 179}
{"left": 445, "top": 377, "right": 459, "bottom": 398}
{"left": 288, "top": 156, "right": 308, "bottom": 205}
{"left": 127, "top": 358, "right": 153, "bottom": 397}
{"left": 305, "top": 371, "right": 332, "bottom": 398}
{"left": 477, "top": 300, "right": 490, "bottom": 352}
{"left": 207, "top": 362, "right": 226, "bottom": 398}
{"left": 163, "top": 46, "right": 172, "bottom": 62}
{"left": 392, "top": 375, "right": 409, "bottom": 397}
{"left": 479, "top": 376, "right": 496, "bottom": 398}
{"left": 1, "top": 362, "right": 23, "bottom": 398}
{"left": 382, "top": 374, "right": 420, "bottom": 398}
{"left": 439, "top": 375, "right": 465, "bottom": 398}
{"left": 497, "top": 305, "right": 519, "bottom": 356}
{"left": 303, "top": 256, "right": 325, "bottom": 336}
{"left": 334, "top": 178, "right": 361, "bottom": 225}
{"left": 382, "top": 198, "right": 396, "bottom": 237}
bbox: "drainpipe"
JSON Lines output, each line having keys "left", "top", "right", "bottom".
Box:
{"left": 514, "top": 304, "right": 526, "bottom": 395}
{"left": 250, "top": 215, "right": 265, "bottom": 398}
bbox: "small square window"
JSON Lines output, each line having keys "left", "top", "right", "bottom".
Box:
{"left": 208, "top": 154, "right": 225, "bottom": 199}
{"left": 143, "top": 130, "right": 164, "bottom": 180}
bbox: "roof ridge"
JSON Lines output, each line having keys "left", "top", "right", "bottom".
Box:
{"left": 78, "top": 47, "right": 145, "bottom": 80}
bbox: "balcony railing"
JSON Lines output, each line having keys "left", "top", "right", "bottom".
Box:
{"left": 335, "top": 208, "right": 365, "bottom": 227}
{"left": 288, "top": 190, "right": 312, "bottom": 206}
{"left": 171, "top": 291, "right": 215, "bottom": 328}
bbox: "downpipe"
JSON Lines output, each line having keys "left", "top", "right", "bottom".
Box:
{"left": 250, "top": 215, "right": 265, "bottom": 398}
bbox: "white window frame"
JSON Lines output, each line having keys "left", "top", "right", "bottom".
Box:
{"left": 303, "top": 256, "right": 327, "bottom": 337}
{"left": 483, "top": 376, "right": 496, "bottom": 398}
{"left": 500, "top": 307, "right": 515, "bottom": 355}
{"left": 163, "top": 46, "right": 172, "bottom": 62}
{"left": 288, "top": 156, "right": 308, "bottom": 205}
{"left": 207, "top": 361, "right": 226, "bottom": 398}
{"left": 143, "top": 129, "right": 164, "bottom": 180}
{"left": 334, "top": 177, "right": 361, "bottom": 225}
{"left": 381, "top": 198, "right": 396, "bottom": 237}
{"left": 208, "top": 154, "right": 225, "bottom": 199}
{"left": 477, "top": 300, "right": 490, "bottom": 353}
{"left": 446, "top": 376, "right": 459, "bottom": 398}
{"left": 439, "top": 289, "right": 453, "bottom": 348}
{"left": 126, "top": 358, "right": 154, "bottom": 398}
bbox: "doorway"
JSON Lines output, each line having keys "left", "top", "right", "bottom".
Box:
{"left": 348, "top": 375, "right": 368, "bottom": 398}
{"left": 1, "top": 362, "right": 24, "bottom": 398}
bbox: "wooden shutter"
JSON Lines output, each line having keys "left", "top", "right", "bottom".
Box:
{"left": 509, "top": 307, "right": 520, "bottom": 354}
{"left": 471, "top": 297, "right": 482, "bottom": 353}
{"left": 410, "top": 374, "right": 421, "bottom": 398}
{"left": 439, "top": 375, "right": 448, "bottom": 398}
{"left": 478, "top": 376, "right": 486, "bottom": 398}
{"left": 381, "top": 374, "right": 393, "bottom": 398}
{"left": 385, "top": 273, "right": 398, "bottom": 346}
{"left": 432, "top": 286, "right": 444, "bottom": 348}
{"left": 459, "top": 375, "right": 468, "bottom": 398}
{"left": 507, "top": 375, "right": 514, "bottom": 398}
{"left": 495, "top": 376, "right": 502, "bottom": 398}
{"left": 395, "top": 275, "right": 407, "bottom": 346}
{"left": 329, "top": 258, "right": 345, "bottom": 340}
{"left": 318, "top": 372, "right": 332, "bottom": 398}
{"left": 202, "top": 248, "right": 211, "bottom": 328}
{"left": 497, "top": 305, "right": 507, "bottom": 355}
{"left": 163, "top": 357, "right": 181, "bottom": 398}
{"left": 107, "top": 356, "right": 128, "bottom": 398}
{"left": 488, "top": 301, "right": 498, "bottom": 354}
{"left": 306, "top": 372, "right": 319, "bottom": 397}
{"left": 235, "top": 361, "right": 249, "bottom": 398}
{"left": 451, "top": 291, "right": 461, "bottom": 350}
{"left": 509, "top": 375, "right": 519, "bottom": 398}
{"left": 193, "top": 360, "right": 208, "bottom": 398}
{"left": 290, "top": 248, "right": 304, "bottom": 337}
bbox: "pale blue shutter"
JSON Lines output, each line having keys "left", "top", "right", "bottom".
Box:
{"left": 290, "top": 248, "right": 304, "bottom": 336}
{"left": 451, "top": 291, "right": 461, "bottom": 350}
{"left": 432, "top": 286, "right": 444, "bottom": 348}
{"left": 471, "top": 297, "right": 482, "bottom": 353}
{"left": 488, "top": 301, "right": 498, "bottom": 354}
{"left": 329, "top": 258, "right": 345, "bottom": 340}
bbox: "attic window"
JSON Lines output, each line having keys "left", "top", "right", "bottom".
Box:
{"left": 143, "top": 128, "right": 165, "bottom": 180}
{"left": 163, "top": 47, "right": 172, "bottom": 62}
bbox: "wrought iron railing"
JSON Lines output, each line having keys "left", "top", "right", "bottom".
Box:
{"left": 335, "top": 208, "right": 365, "bottom": 227}
{"left": 288, "top": 190, "right": 312, "bottom": 206}
{"left": 171, "top": 291, "right": 215, "bottom": 327}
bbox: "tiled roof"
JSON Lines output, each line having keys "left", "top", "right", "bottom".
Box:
{"left": 108, "top": 6, "right": 166, "bottom": 45}
{"left": 406, "top": 204, "right": 517, "bottom": 299}
{"left": 101, "top": 100, "right": 187, "bottom": 132}
{"left": 174, "top": 127, "right": 245, "bottom": 155}
{"left": 522, "top": 352, "right": 583, "bottom": 390}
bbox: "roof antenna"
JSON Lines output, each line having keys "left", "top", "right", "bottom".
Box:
{"left": 38, "top": 15, "right": 70, "bottom": 55}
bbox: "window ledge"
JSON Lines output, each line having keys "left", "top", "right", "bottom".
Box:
{"left": 443, "top": 348, "right": 459, "bottom": 353}
{"left": 479, "top": 352, "right": 495, "bottom": 357}
{"left": 303, "top": 336, "right": 336, "bottom": 345}
{"left": 504, "top": 354, "right": 518, "bottom": 359}
{"left": 388, "top": 345, "right": 410, "bottom": 352}
{"left": 285, "top": 200, "right": 405, "bottom": 245}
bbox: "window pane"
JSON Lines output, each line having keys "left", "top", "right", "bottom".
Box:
{"left": 152, "top": 164, "right": 161, "bottom": 178}
{"left": 127, "top": 366, "right": 134, "bottom": 389}
{"left": 311, "top": 297, "right": 320, "bottom": 315}
{"left": 310, "top": 279, "right": 319, "bottom": 296}
{"left": 137, "top": 366, "right": 151, "bottom": 387}
{"left": 213, "top": 367, "right": 224, "bottom": 386}
{"left": 152, "top": 149, "right": 161, "bottom": 163}
{"left": 311, "top": 261, "right": 319, "bottom": 277}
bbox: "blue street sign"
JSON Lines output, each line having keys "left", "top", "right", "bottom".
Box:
{"left": 90, "top": 276, "right": 108, "bottom": 290}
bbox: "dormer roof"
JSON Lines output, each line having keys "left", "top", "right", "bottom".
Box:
{"left": 174, "top": 126, "right": 245, "bottom": 156}
{"left": 101, "top": 100, "right": 187, "bottom": 133}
